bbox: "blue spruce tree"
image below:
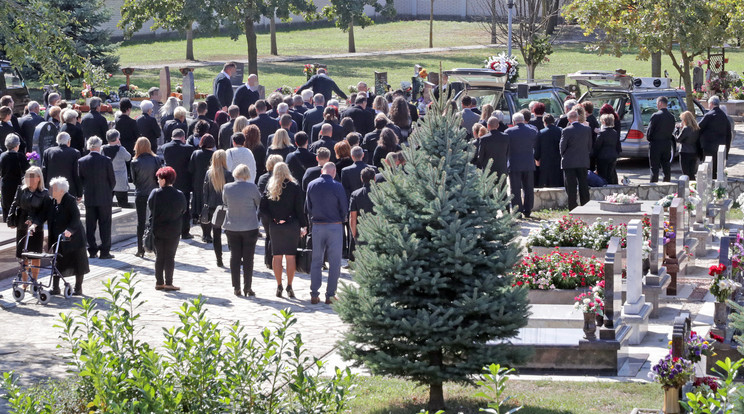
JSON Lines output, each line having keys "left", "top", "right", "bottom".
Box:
{"left": 335, "top": 98, "right": 530, "bottom": 411}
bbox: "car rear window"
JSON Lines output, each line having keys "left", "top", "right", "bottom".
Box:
{"left": 515, "top": 90, "right": 563, "bottom": 116}
{"left": 637, "top": 95, "right": 682, "bottom": 126}
{"left": 1, "top": 66, "right": 23, "bottom": 89}
{"left": 585, "top": 93, "right": 634, "bottom": 131}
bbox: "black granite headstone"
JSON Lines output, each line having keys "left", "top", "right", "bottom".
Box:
{"left": 33, "top": 121, "right": 58, "bottom": 155}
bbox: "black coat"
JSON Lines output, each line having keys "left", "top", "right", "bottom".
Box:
{"left": 114, "top": 114, "right": 140, "bottom": 155}
{"left": 560, "top": 122, "right": 593, "bottom": 169}
{"left": 309, "top": 137, "right": 339, "bottom": 163}
{"left": 259, "top": 180, "right": 307, "bottom": 227}
{"left": 477, "top": 131, "right": 510, "bottom": 176}
{"left": 266, "top": 145, "right": 295, "bottom": 161}
{"left": 302, "top": 165, "right": 322, "bottom": 192}
{"left": 286, "top": 147, "right": 317, "bottom": 183}
{"left": 311, "top": 121, "right": 344, "bottom": 143}
{"left": 203, "top": 169, "right": 233, "bottom": 208}
{"left": 698, "top": 107, "right": 732, "bottom": 154}
{"left": 675, "top": 125, "right": 701, "bottom": 155}
{"left": 534, "top": 125, "right": 563, "bottom": 187}
{"left": 213, "top": 72, "right": 234, "bottom": 109}
{"left": 232, "top": 84, "right": 261, "bottom": 117}
{"left": 148, "top": 186, "right": 187, "bottom": 238}
{"left": 188, "top": 148, "right": 214, "bottom": 201}
{"left": 593, "top": 128, "right": 621, "bottom": 160}
{"left": 59, "top": 122, "right": 85, "bottom": 154}
{"left": 218, "top": 119, "right": 235, "bottom": 150}
{"left": 297, "top": 74, "right": 348, "bottom": 102}
{"left": 0, "top": 121, "right": 16, "bottom": 152}
{"left": 78, "top": 151, "right": 115, "bottom": 206}
{"left": 136, "top": 113, "right": 161, "bottom": 152}
{"left": 81, "top": 111, "right": 109, "bottom": 141}
{"left": 362, "top": 129, "right": 381, "bottom": 164}
{"left": 249, "top": 144, "right": 267, "bottom": 180}
{"left": 0, "top": 151, "right": 29, "bottom": 188}
{"left": 163, "top": 119, "right": 188, "bottom": 143}
{"left": 42, "top": 145, "right": 82, "bottom": 197}
{"left": 342, "top": 105, "right": 375, "bottom": 136}
{"left": 47, "top": 192, "right": 87, "bottom": 254}
{"left": 131, "top": 153, "right": 162, "bottom": 197}
{"left": 340, "top": 160, "right": 373, "bottom": 199}
{"left": 249, "top": 113, "right": 280, "bottom": 148}
{"left": 646, "top": 108, "right": 676, "bottom": 151}
{"left": 302, "top": 106, "right": 325, "bottom": 135}
{"left": 187, "top": 115, "right": 219, "bottom": 139}
{"left": 18, "top": 112, "right": 44, "bottom": 145}
{"left": 162, "top": 140, "right": 195, "bottom": 192}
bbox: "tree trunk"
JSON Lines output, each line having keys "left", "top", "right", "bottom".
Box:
{"left": 244, "top": 16, "right": 258, "bottom": 75}
{"left": 426, "top": 349, "right": 445, "bottom": 411}
{"left": 348, "top": 19, "right": 355, "bottom": 53}
{"left": 681, "top": 62, "right": 695, "bottom": 114}
{"left": 527, "top": 62, "right": 537, "bottom": 82}
{"left": 546, "top": 0, "right": 560, "bottom": 35}
{"left": 186, "top": 22, "right": 194, "bottom": 61}
{"left": 270, "top": 11, "right": 278, "bottom": 56}
{"left": 490, "top": 0, "right": 498, "bottom": 44}
{"left": 429, "top": 0, "right": 434, "bottom": 48}
{"left": 651, "top": 52, "right": 662, "bottom": 77}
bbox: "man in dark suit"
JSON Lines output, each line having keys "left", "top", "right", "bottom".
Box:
{"left": 0, "top": 95, "right": 22, "bottom": 135}
{"left": 477, "top": 117, "right": 510, "bottom": 179}
{"left": 80, "top": 97, "right": 109, "bottom": 142}
{"left": 248, "top": 100, "right": 280, "bottom": 148}
{"left": 18, "top": 101, "right": 44, "bottom": 146}
{"left": 342, "top": 95, "right": 375, "bottom": 136}
{"left": 43, "top": 132, "right": 82, "bottom": 198}
{"left": 218, "top": 105, "right": 240, "bottom": 150}
{"left": 297, "top": 68, "right": 348, "bottom": 102}
{"left": 302, "top": 94, "right": 326, "bottom": 136}
{"left": 213, "top": 62, "right": 236, "bottom": 111}
{"left": 505, "top": 113, "right": 537, "bottom": 218}
{"left": 187, "top": 101, "right": 219, "bottom": 138}
{"left": 302, "top": 147, "right": 331, "bottom": 192}
{"left": 560, "top": 110, "right": 593, "bottom": 210}
{"left": 232, "top": 74, "right": 261, "bottom": 117}
{"left": 556, "top": 99, "right": 579, "bottom": 129}
{"left": 286, "top": 131, "right": 316, "bottom": 183}
{"left": 136, "top": 100, "right": 162, "bottom": 153}
{"left": 292, "top": 95, "right": 308, "bottom": 115}
{"left": 309, "top": 124, "right": 338, "bottom": 163}
{"left": 78, "top": 136, "right": 116, "bottom": 259}
{"left": 534, "top": 114, "right": 563, "bottom": 188}
{"left": 646, "top": 96, "right": 676, "bottom": 182}
{"left": 340, "top": 146, "right": 373, "bottom": 199}
{"left": 699, "top": 95, "right": 732, "bottom": 179}
{"left": 356, "top": 82, "right": 376, "bottom": 108}
{"left": 59, "top": 110, "right": 85, "bottom": 154}
{"left": 275, "top": 105, "right": 298, "bottom": 133}
{"left": 114, "top": 98, "right": 140, "bottom": 158}
{"left": 161, "top": 128, "right": 196, "bottom": 238}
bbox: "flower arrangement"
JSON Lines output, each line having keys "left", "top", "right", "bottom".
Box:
{"left": 303, "top": 63, "right": 319, "bottom": 80}
{"left": 731, "top": 85, "right": 744, "bottom": 100}
{"left": 26, "top": 151, "right": 40, "bottom": 166}
{"left": 713, "top": 185, "right": 727, "bottom": 201}
{"left": 527, "top": 215, "right": 651, "bottom": 251}
{"left": 120, "top": 84, "right": 148, "bottom": 98}
{"left": 512, "top": 250, "right": 604, "bottom": 290}
{"left": 81, "top": 82, "right": 93, "bottom": 99}
{"left": 418, "top": 68, "right": 428, "bottom": 79}
{"left": 484, "top": 53, "right": 519, "bottom": 84}
{"left": 573, "top": 290, "right": 604, "bottom": 316}
{"left": 274, "top": 85, "right": 294, "bottom": 96}
{"left": 642, "top": 239, "right": 653, "bottom": 260}
{"left": 691, "top": 376, "right": 719, "bottom": 393}
{"left": 347, "top": 85, "right": 358, "bottom": 94}
{"left": 709, "top": 264, "right": 741, "bottom": 302}
{"left": 663, "top": 222, "right": 675, "bottom": 245}
{"left": 651, "top": 354, "right": 693, "bottom": 388}
{"left": 684, "top": 331, "right": 715, "bottom": 363}
{"left": 604, "top": 193, "right": 638, "bottom": 204}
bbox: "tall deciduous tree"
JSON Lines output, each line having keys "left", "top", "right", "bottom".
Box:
{"left": 322, "top": 0, "right": 396, "bottom": 53}
{"left": 119, "top": 0, "right": 219, "bottom": 61}
{"left": 335, "top": 99, "right": 530, "bottom": 412}
{"left": 266, "top": 0, "right": 319, "bottom": 56}
{"left": 564, "top": 0, "right": 733, "bottom": 111}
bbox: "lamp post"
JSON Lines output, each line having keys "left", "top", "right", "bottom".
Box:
{"left": 507, "top": 0, "right": 514, "bottom": 56}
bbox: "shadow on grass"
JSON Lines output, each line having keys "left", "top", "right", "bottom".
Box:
{"left": 365, "top": 398, "right": 572, "bottom": 414}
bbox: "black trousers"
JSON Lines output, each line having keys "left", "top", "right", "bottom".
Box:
{"left": 508, "top": 170, "right": 534, "bottom": 217}
{"left": 114, "top": 191, "right": 130, "bottom": 208}
{"left": 680, "top": 152, "right": 698, "bottom": 181}
{"left": 85, "top": 204, "right": 112, "bottom": 256}
{"left": 226, "top": 229, "right": 259, "bottom": 291}
{"left": 154, "top": 236, "right": 180, "bottom": 285}
{"left": 1, "top": 182, "right": 17, "bottom": 222}
{"left": 649, "top": 143, "right": 671, "bottom": 183}
{"left": 596, "top": 158, "right": 618, "bottom": 185}
{"left": 204, "top": 223, "right": 223, "bottom": 260}
{"left": 564, "top": 168, "right": 590, "bottom": 211}
{"left": 181, "top": 191, "right": 192, "bottom": 236}
{"left": 135, "top": 196, "right": 148, "bottom": 253}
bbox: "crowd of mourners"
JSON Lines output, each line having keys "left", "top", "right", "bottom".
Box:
{"left": 0, "top": 61, "right": 735, "bottom": 303}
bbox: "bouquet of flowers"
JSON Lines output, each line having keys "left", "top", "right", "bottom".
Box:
{"left": 663, "top": 222, "right": 675, "bottom": 245}
{"left": 713, "top": 185, "right": 727, "bottom": 201}
{"left": 642, "top": 239, "right": 653, "bottom": 260}
{"left": 303, "top": 64, "right": 319, "bottom": 80}
{"left": 709, "top": 264, "right": 740, "bottom": 302}
{"left": 691, "top": 376, "right": 719, "bottom": 394}
{"left": 684, "top": 331, "right": 716, "bottom": 363}
{"left": 651, "top": 354, "right": 693, "bottom": 388}
{"left": 26, "top": 151, "right": 40, "bottom": 166}
{"left": 275, "top": 85, "right": 294, "bottom": 96}
{"left": 512, "top": 250, "right": 604, "bottom": 290}
{"left": 484, "top": 53, "right": 519, "bottom": 84}
{"left": 605, "top": 193, "right": 638, "bottom": 204}
{"left": 574, "top": 290, "right": 604, "bottom": 316}
{"left": 120, "top": 84, "right": 147, "bottom": 98}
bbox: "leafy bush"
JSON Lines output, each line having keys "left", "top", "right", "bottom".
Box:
{"left": 682, "top": 358, "right": 744, "bottom": 414}
{"left": 512, "top": 250, "right": 605, "bottom": 290}
{"left": 2, "top": 272, "right": 355, "bottom": 413}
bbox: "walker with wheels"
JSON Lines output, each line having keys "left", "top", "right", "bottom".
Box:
{"left": 11, "top": 231, "right": 70, "bottom": 305}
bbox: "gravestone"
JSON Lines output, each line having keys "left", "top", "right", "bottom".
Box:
{"left": 374, "top": 71, "right": 387, "bottom": 97}
{"left": 695, "top": 163, "right": 708, "bottom": 225}
{"left": 705, "top": 156, "right": 713, "bottom": 180}
{"left": 622, "top": 219, "right": 651, "bottom": 345}
{"left": 649, "top": 205, "right": 663, "bottom": 275}
{"left": 428, "top": 72, "right": 440, "bottom": 86}
{"left": 664, "top": 198, "right": 683, "bottom": 295}
{"left": 600, "top": 237, "right": 624, "bottom": 337}
{"left": 33, "top": 121, "right": 57, "bottom": 155}
{"left": 716, "top": 145, "right": 727, "bottom": 188}
{"left": 231, "top": 62, "right": 245, "bottom": 86}
{"left": 645, "top": 204, "right": 671, "bottom": 317}
{"left": 693, "top": 66, "right": 704, "bottom": 90}
{"left": 677, "top": 175, "right": 690, "bottom": 231}
{"left": 159, "top": 67, "right": 171, "bottom": 104}
{"left": 181, "top": 69, "right": 195, "bottom": 110}
{"left": 720, "top": 232, "right": 731, "bottom": 268}
{"left": 671, "top": 312, "right": 691, "bottom": 360}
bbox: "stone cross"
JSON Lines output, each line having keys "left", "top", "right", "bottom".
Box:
{"left": 649, "top": 205, "right": 663, "bottom": 275}
{"left": 624, "top": 219, "right": 646, "bottom": 314}
{"left": 374, "top": 71, "right": 387, "bottom": 97}
{"left": 159, "top": 66, "right": 171, "bottom": 104}
{"left": 677, "top": 175, "right": 690, "bottom": 230}
{"left": 182, "top": 70, "right": 195, "bottom": 110}
{"left": 705, "top": 156, "right": 713, "bottom": 181}
{"left": 695, "top": 164, "right": 707, "bottom": 225}
{"left": 664, "top": 198, "right": 682, "bottom": 295}
{"left": 717, "top": 145, "right": 726, "bottom": 184}
{"left": 600, "top": 237, "right": 622, "bottom": 336}
{"left": 671, "top": 312, "right": 691, "bottom": 359}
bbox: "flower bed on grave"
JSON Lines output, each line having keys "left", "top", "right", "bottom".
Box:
{"left": 512, "top": 250, "right": 605, "bottom": 304}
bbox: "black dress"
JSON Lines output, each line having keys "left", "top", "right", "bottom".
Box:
{"left": 259, "top": 180, "right": 306, "bottom": 255}
{"left": 15, "top": 187, "right": 51, "bottom": 258}
{"left": 249, "top": 144, "right": 267, "bottom": 181}
{"left": 0, "top": 151, "right": 29, "bottom": 222}
{"left": 188, "top": 148, "right": 215, "bottom": 214}
{"left": 48, "top": 193, "right": 89, "bottom": 277}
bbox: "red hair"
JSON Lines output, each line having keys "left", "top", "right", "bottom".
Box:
{"left": 156, "top": 166, "right": 177, "bottom": 186}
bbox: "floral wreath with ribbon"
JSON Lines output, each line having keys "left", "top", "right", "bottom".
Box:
{"left": 484, "top": 53, "right": 519, "bottom": 84}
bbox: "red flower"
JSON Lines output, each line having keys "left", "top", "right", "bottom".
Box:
{"left": 710, "top": 333, "right": 724, "bottom": 342}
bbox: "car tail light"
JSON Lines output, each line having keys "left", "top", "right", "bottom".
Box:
{"left": 626, "top": 129, "right": 644, "bottom": 140}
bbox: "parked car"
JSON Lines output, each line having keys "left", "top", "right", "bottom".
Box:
{"left": 569, "top": 70, "right": 706, "bottom": 159}
{"left": 0, "top": 60, "right": 30, "bottom": 115}
{"left": 443, "top": 68, "right": 570, "bottom": 122}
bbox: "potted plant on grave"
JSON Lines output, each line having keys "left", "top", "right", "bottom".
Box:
{"left": 709, "top": 264, "right": 741, "bottom": 327}
{"left": 573, "top": 289, "right": 603, "bottom": 340}
{"left": 600, "top": 192, "right": 641, "bottom": 212}
{"left": 512, "top": 250, "right": 604, "bottom": 304}
{"left": 651, "top": 353, "right": 693, "bottom": 414}
{"left": 683, "top": 331, "right": 718, "bottom": 378}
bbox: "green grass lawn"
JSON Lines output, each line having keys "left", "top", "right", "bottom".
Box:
{"left": 348, "top": 376, "right": 661, "bottom": 413}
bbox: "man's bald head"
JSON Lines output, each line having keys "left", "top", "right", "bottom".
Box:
{"left": 321, "top": 123, "right": 333, "bottom": 137}
{"left": 487, "top": 116, "right": 500, "bottom": 130}
{"left": 247, "top": 74, "right": 258, "bottom": 86}
{"left": 321, "top": 161, "right": 337, "bottom": 178}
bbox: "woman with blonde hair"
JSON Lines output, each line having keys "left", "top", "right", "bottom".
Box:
{"left": 675, "top": 110, "right": 701, "bottom": 180}
{"left": 233, "top": 116, "right": 250, "bottom": 135}
{"left": 131, "top": 137, "right": 162, "bottom": 257}
{"left": 372, "top": 95, "right": 388, "bottom": 115}
{"left": 479, "top": 104, "right": 494, "bottom": 126}
{"left": 203, "top": 150, "right": 234, "bottom": 267}
{"left": 13, "top": 166, "right": 51, "bottom": 289}
{"left": 259, "top": 162, "right": 306, "bottom": 298}
{"left": 266, "top": 129, "right": 296, "bottom": 160}
{"left": 159, "top": 96, "right": 179, "bottom": 129}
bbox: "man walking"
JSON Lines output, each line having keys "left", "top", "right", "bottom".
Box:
{"left": 646, "top": 96, "right": 676, "bottom": 182}
{"left": 214, "top": 62, "right": 236, "bottom": 111}
{"left": 699, "top": 95, "right": 732, "bottom": 178}
{"left": 505, "top": 112, "right": 537, "bottom": 218}
{"left": 78, "top": 136, "right": 116, "bottom": 259}
{"left": 560, "top": 110, "right": 593, "bottom": 211}
{"left": 162, "top": 129, "right": 196, "bottom": 239}
{"left": 306, "top": 162, "right": 348, "bottom": 304}
{"left": 476, "top": 117, "right": 510, "bottom": 179}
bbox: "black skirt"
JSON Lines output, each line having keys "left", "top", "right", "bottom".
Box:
{"left": 16, "top": 224, "right": 43, "bottom": 258}
{"left": 56, "top": 247, "right": 90, "bottom": 277}
{"left": 268, "top": 221, "right": 300, "bottom": 256}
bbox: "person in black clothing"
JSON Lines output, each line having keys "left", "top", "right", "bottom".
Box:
{"left": 372, "top": 127, "right": 401, "bottom": 169}
{"left": 392, "top": 89, "right": 418, "bottom": 124}
{"left": 188, "top": 134, "right": 216, "bottom": 242}
{"left": 646, "top": 96, "right": 676, "bottom": 183}
{"left": 218, "top": 106, "right": 240, "bottom": 150}
{"left": 257, "top": 155, "right": 283, "bottom": 196}
{"left": 149, "top": 167, "right": 187, "bottom": 291}
{"left": 13, "top": 167, "right": 51, "bottom": 287}
{"left": 42, "top": 132, "right": 82, "bottom": 198}
{"left": 188, "top": 101, "right": 219, "bottom": 139}
{"left": 310, "top": 106, "right": 344, "bottom": 143}
{"left": 242, "top": 124, "right": 266, "bottom": 181}
{"left": 0, "top": 106, "right": 17, "bottom": 152}
{"left": 159, "top": 97, "right": 179, "bottom": 130}
{"left": 78, "top": 137, "right": 116, "bottom": 259}
{"left": 213, "top": 63, "right": 236, "bottom": 111}
{"left": 286, "top": 131, "right": 316, "bottom": 183}
{"left": 292, "top": 95, "right": 308, "bottom": 115}
{"left": 249, "top": 100, "right": 280, "bottom": 148}
{"left": 582, "top": 101, "right": 600, "bottom": 172}
{"left": 163, "top": 107, "right": 188, "bottom": 143}
{"left": 593, "top": 114, "right": 622, "bottom": 184}
{"left": 232, "top": 74, "right": 261, "bottom": 117}
{"left": 266, "top": 128, "right": 296, "bottom": 160}
{"left": 698, "top": 96, "right": 732, "bottom": 178}
{"left": 259, "top": 162, "right": 307, "bottom": 298}
{"left": 136, "top": 100, "right": 162, "bottom": 153}
{"left": 80, "top": 98, "right": 109, "bottom": 142}
{"left": 340, "top": 145, "right": 372, "bottom": 199}
{"left": 131, "top": 137, "right": 162, "bottom": 257}
{"left": 48, "top": 176, "right": 89, "bottom": 296}
{"left": 162, "top": 128, "right": 196, "bottom": 238}
{"left": 297, "top": 68, "right": 348, "bottom": 102}
{"left": 187, "top": 120, "right": 210, "bottom": 148}
{"left": 59, "top": 110, "right": 85, "bottom": 154}
{"left": 203, "top": 150, "right": 233, "bottom": 267}
{"left": 0, "top": 134, "right": 29, "bottom": 222}
{"left": 18, "top": 101, "right": 44, "bottom": 146}
{"left": 302, "top": 147, "right": 331, "bottom": 192}
{"left": 310, "top": 124, "right": 339, "bottom": 163}
{"left": 302, "top": 94, "right": 326, "bottom": 136}
{"left": 114, "top": 98, "right": 140, "bottom": 158}
{"left": 675, "top": 111, "right": 701, "bottom": 180}
{"left": 341, "top": 95, "right": 375, "bottom": 136}
{"left": 362, "top": 115, "right": 387, "bottom": 164}
{"left": 477, "top": 117, "right": 510, "bottom": 179}
{"left": 534, "top": 114, "right": 563, "bottom": 188}
{"left": 0, "top": 96, "right": 22, "bottom": 137}
{"left": 334, "top": 141, "right": 353, "bottom": 174}
{"left": 557, "top": 99, "right": 579, "bottom": 129}
{"left": 349, "top": 166, "right": 376, "bottom": 260}
{"left": 267, "top": 114, "right": 296, "bottom": 146}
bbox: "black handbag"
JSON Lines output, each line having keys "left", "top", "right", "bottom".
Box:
{"left": 199, "top": 204, "right": 211, "bottom": 225}
{"left": 211, "top": 205, "right": 227, "bottom": 228}
{"left": 296, "top": 233, "right": 312, "bottom": 274}
{"left": 143, "top": 192, "right": 156, "bottom": 252}
{"left": 6, "top": 187, "right": 22, "bottom": 228}
{"left": 264, "top": 236, "right": 273, "bottom": 269}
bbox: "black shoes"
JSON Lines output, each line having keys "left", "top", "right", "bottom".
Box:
{"left": 99, "top": 254, "right": 115, "bottom": 260}
{"left": 234, "top": 288, "right": 242, "bottom": 297}
{"left": 216, "top": 257, "right": 224, "bottom": 267}
{"left": 286, "top": 285, "right": 295, "bottom": 298}
{"left": 276, "top": 284, "right": 283, "bottom": 298}
{"left": 134, "top": 251, "right": 145, "bottom": 258}
{"left": 182, "top": 234, "right": 194, "bottom": 240}
{"left": 50, "top": 288, "right": 61, "bottom": 295}
{"left": 245, "top": 289, "right": 255, "bottom": 297}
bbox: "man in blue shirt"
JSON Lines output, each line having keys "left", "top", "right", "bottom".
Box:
{"left": 306, "top": 162, "right": 348, "bottom": 304}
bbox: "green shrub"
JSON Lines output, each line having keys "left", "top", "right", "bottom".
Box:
{"left": 3, "top": 272, "right": 355, "bottom": 413}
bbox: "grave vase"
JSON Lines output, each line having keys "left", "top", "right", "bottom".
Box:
{"left": 714, "top": 302, "right": 728, "bottom": 327}
{"left": 595, "top": 314, "right": 604, "bottom": 328}
{"left": 582, "top": 312, "right": 597, "bottom": 340}
{"left": 663, "top": 386, "right": 680, "bottom": 414}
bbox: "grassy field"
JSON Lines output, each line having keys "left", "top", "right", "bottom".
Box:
{"left": 348, "top": 376, "right": 661, "bottom": 413}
